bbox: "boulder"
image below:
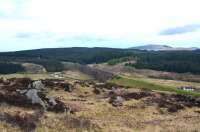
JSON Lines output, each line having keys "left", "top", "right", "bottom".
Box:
{"left": 48, "top": 97, "right": 57, "bottom": 106}
{"left": 30, "top": 80, "right": 45, "bottom": 91}
{"left": 0, "top": 78, "right": 78, "bottom": 113}
{"left": 109, "top": 87, "right": 125, "bottom": 96}
{"left": 109, "top": 96, "right": 124, "bottom": 107}
{"left": 25, "top": 89, "right": 46, "bottom": 109}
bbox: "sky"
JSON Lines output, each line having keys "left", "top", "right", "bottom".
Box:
{"left": 0, "top": 0, "right": 200, "bottom": 51}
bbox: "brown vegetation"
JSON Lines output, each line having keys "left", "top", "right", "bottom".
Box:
{"left": 0, "top": 78, "right": 78, "bottom": 113}
{"left": 1, "top": 75, "right": 200, "bottom": 131}
{"left": 0, "top": 110, "right": 44, "bottom": 131}
{"left": 79, "top": 65, "right": 114, "bottom": 82}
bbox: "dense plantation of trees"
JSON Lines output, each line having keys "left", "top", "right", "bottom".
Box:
{"left": 107, "top": 56, "right": 136, "bottom": 65}
{"left": 0, "top": 47, "right": 132, "bottom": 64}
{"left": 0, "top": 62, "right": 25, "bottom": 74}
{"left": 126, "top": 50, "right": 200, "bottom": 74}
{"left": 0, "top": 47, "right": 200, "bottom": 74}
{"left": 0, "top": 48, "right": 132, "bottom": 73}
{"left": 27, "top": 60, "right": 64, "bottom": 72}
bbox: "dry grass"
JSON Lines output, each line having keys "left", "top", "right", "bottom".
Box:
{"left": 0, "top": 70, "right": 92, "bottom": 81}
{"left": 77, "top": 97, "right": 200, "bottom": 132}
{"left": 35, "top": 112, "right": 101, "bottom": 132}
{"left": 1, "top": 72, "right": 200, "bottom": 131}
{"left": 1, "top": 99, "right": 200, "bottom": 132}
{"left": 141, "top": 77, "right": 200, "bottom": 90}
{"left": 0, "top": 73, "right": 52, "bottom": 80}
{"left": 63, "top": 71, "right": 93, "bottom": 80}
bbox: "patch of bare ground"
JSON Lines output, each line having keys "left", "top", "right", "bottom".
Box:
{"left": 63, "top": 70, "right": 93, "bottom": 80}
{"left": 22, "top": 63, "right": 47, "bottom": 74}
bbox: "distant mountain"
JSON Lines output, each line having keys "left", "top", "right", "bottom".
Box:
{"left": 130, "top": 44, "right": 199, "bottom": 51}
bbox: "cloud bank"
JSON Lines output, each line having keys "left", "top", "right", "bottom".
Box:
{"left": 160, "top": 24, "right": 200, "bottom": 35}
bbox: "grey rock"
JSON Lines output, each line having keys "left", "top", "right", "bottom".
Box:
{"left": 31, "top": 80, "right": 45, "bottom": 90}
{"left": 16, "top": 89, "right": 27, "bottom": 94}
{"left": 25, "top": 89, "right": 46, "bottom": 108}
{"left": 110, "top": 96, "right": 124, "bottom": 107}
{"left": 48, "top": 97, "right": 57, "bottom": 106}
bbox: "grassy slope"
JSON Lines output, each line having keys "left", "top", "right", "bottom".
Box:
{"left": 110, "top": 76, "right": 200, "bottom": 97}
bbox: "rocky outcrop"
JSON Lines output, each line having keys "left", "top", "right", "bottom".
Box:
{"left": 0, "top": 78, "right": 77, "bottom": 113}
{"left": 25, "top": 89, "right": 46, "bottom": 108}
{"left": 30, "top": 80, "right": 45, "bottom": 90}
{"left": 42, "top": 79, "right": 74, "bottom": 92}
{"left": 109, "top": 96, "right": 124, "bottom": 107}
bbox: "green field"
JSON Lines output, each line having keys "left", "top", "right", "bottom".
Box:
{"left": 110, "top": 76, "right": 200, "bottom": 97}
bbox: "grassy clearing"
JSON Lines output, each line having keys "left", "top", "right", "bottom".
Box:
{"left": 142, "top": 77, "right": 200, "bottom": 90}
{"left": 110, "top": 76, "right": 200, "bottom": 97}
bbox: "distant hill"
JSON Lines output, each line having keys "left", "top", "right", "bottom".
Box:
{"left": 0, "top": 47, "right": 132, "bottom": 64}
{"left": 1, "top": 47, "right": 200, "bottom": 74}
{"left": 0, "top": 47, "right": 133, "bottom": 73}
{"left": 131, "top": 44, "right": 198, "bottom": 51}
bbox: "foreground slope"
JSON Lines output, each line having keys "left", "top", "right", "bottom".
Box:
{"left": 0, "top": 71, "right": 200, "bottom": 132}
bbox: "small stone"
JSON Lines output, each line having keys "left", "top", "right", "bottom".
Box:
{"left": 31, "top": 81, "right": 45, "bottom": 91}
{"left": 48, "top": 97, "right": 57, "bottom": 106}
{"left": 110, "top": 96, "right": 124, "bottom": 107}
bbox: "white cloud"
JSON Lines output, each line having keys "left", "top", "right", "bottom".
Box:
{"left": 0, "top": 0, "right": 200, "bottom": 51}
{"left": 0, "top": 1, "right": 15, "bottom": 15}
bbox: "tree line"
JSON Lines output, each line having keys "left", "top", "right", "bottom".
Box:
{"left": 1, "top": 47, "right": 200, "bottom": 74}
{"left": 0, "top": 62, "right": 25, "bottom": 74}
{"left": 126, "top": 50, "right": 200, "bottom": 74}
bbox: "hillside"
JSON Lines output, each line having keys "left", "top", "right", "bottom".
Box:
{"left": 1, "top": 48, "right": 200, "bottom": 131}
{"left": 1, "top": 47, "right": 200, "bottom": 74}
{"left": 131, "top": 44, "right": 198, "bottom": 51}
{"left": 0, "top": 72, "right": 200, "bottom": 131}
{"left": 0, "top": 47, "right": 133, "bottom": 74}
{"left": 126, "top": 50, "right": 200, "bottom": 74}
{"left": 0, "top": 47, "right": 132, "bottom": 64}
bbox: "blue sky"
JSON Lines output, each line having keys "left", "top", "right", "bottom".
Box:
{"left": 0, "top": 0, "right": 200, "bottom": 51}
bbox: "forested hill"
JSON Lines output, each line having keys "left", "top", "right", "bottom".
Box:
{"left": 0, "top": 47, "right": 132, "bottom": 64}
{"left": 127, "top": 50, "right": 200, "bottom": 74}
{"left": 1, "top": 47, "right": 200, "bottom": 74}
